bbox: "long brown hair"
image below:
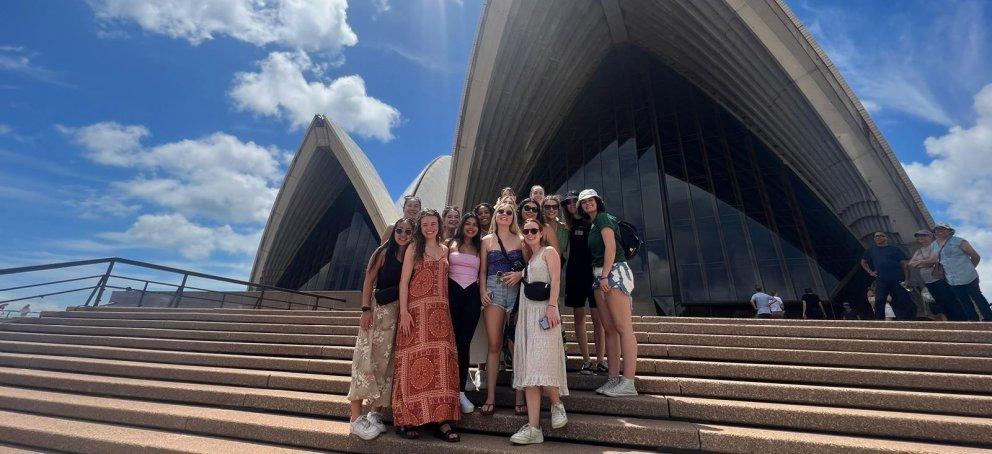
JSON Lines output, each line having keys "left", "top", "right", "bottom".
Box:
{"left": 366, "top": 218, "right": 413, "bottom": 274}
{"left": 413, "top": 209, "right": 443, "bottom": 263}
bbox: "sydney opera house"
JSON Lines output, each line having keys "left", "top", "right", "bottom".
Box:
{"left": 251, "top": 0, "right": 932, "bottom": 316}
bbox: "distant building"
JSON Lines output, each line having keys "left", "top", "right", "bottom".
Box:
{"left": 253, "top": 1, "right": 933, "bottom": 316}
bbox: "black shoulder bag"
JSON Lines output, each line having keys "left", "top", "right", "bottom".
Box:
{"left": 523, "top": 254, "right": 551, "bottom": 301}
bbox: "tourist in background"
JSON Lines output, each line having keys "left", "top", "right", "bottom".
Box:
{"left": 510, "top": 219, "right": 568, "bottom": 445}
{"left": 750, "top": 286, "right": 772, "bottom": 319}
{"left": 839, "top": 302, "right": 861, "bottom": 320}
{"left": 474, "top": 203, "right": 494, "bottom": 233}
{"left": 927, "top": 223, "right": 992, "bottom": 321}
{"left": 442, "top": 206, "right": 461, "bottom": 241}
{"left": 769, "top": 291, "right": 785, "bottom": 318}
{"left": 529, "top": 185, "right": 545, "bottom": 205}
{"left": 860, "top": 232, "right": 916, "bottom": 320}
{"left": 446, "top": 213, "right": 483, "bottom": 414}
{"left": 579, "top": 189, "right": 639, "bottom": 397}
{"left": 348, "top": 218, "right": 412, "bottom": 440}
{"left": 382, "top": 195, "right": 422, "bottom": 242}
{"left": 392, "top": 210, "right": 461, "bottom": 442}
{"left": 478, "top": 201, "right": 526, "bottom": 415}
{"left": 518, "top": 198, "right": 540, "bottom": 228}
{"left": 800, "top": 288, "right": 826, "bottom": 320}
{"left": 563, "top": 190, "right": 606, "bottom": 376}
{"left": 541, "top": 195, "right": 568, "bottom": 259}
{"left": 908, "top": 229, "right": 966, "bottom": 320}
{"left": 498, "top": 187, "right": 517, "bottom": 205}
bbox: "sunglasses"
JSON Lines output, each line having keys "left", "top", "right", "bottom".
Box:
{"left": 522, "top": 228, "right": 541, "bottom": 235}
{"left": 496, "top": 209, "right": 513, "bottom": 216}
{"left": 522, "top": 205, "right": 538, "bottom": 212}
{"left": 395, "top": 228, "right": 413, "bottom": 235}
{"left": 543, "top": 204, "right": 560, "bottom": 211}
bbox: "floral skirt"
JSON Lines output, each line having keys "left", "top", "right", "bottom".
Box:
{"left": 346, "top": 300, "right": 399, "bottom": 408}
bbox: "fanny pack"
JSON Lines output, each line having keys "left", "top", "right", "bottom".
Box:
{"left": 522, "top": 259, "right": 551, "bottom": 301}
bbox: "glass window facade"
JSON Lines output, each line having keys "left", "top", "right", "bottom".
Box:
{"left": 276, "top": 181, "right": 380, "bottom": 292}
{"left": 523, "top": 48, "right": 865, "bottom": 315}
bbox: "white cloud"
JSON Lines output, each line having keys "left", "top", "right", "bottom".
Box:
{"left": 97, "top": 213, "right": 261, "bottom": 261}
{"left": 372, "top": 0, "right": 391, "bottom": 14}
{"left": 230, "top": 51, "right": 400, "bottom": 141}
{"left": 88, "top": 0, "right": 357, "bottom": 55}
{"left": 59, "top": 122, "right": 283, "bottom": 223}
{"left": 0, "top": 45, "right": 70, "bottom": 87}
{"left": 0, "top": 124, "right": 11, "bottom": 135}
{"left": 800, "top": 2, "right": 988, "bottom": 127}
{"left": 904, "top": 83, "right": 992, "bottom": 293}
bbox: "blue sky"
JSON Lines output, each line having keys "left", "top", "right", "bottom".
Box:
{"left": 1, "top": 0, "right": 991, "bottom": 310}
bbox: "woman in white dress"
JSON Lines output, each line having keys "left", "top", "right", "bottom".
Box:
{"left": 510, "top": 219, "right": 568, "bottom": 445}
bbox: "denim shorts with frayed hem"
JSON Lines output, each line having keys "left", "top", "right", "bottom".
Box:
{"left": 486, "top": 274, "right": 519, "bottom": 312}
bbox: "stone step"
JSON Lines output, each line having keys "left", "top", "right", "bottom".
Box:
{"left": 0, "top": 330, "right": 349, "bottom": 358}
{"left": 564, "top": 343, "right": 992, "bottom": 374}
{"left": 22, "top": 316, "right": 360, "bottom": 334}
{"left": 574, "top": 322, "right": 992, "bottom": 343}
{"left": 0, "top": 409, "right": 322, "bottom": 454}
{"left": 0, "top": 385, "right": 657, "bottom": 452}
{"left": 44, "top": 310, "right": 362, "bottom": 325}
{"left": 657, "top": 316, "right": 992, "bottom": 331}
{"left": 76, "top": 307, "right": 349, "bottom": 316}
{"left": 666, "top": 396, "right": 992, "bottom": 446}
{"left": 0, "top": 340, "right": 351, "bottom": 374}
{"left": 0, "top": 322, "right": 354, "bottom": 345}
{"left": 0, "top": 352, "right": 348, "bottom": 394}
{"left": 694, "top": 425, "right": 991, "bottom": 454}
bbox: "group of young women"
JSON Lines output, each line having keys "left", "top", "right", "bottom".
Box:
{"left": 347, "top": 185, "right": 640, "bottom": 445}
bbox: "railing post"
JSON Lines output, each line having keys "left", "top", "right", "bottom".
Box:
{"left": 311, "top": 295, "right": 319, "bottom": 311}
{"left": 169, "top": 274, "right": 188, "bottom": 308}
{"left": 88, "top": 260, "right": 116, "bottom": 307}
{"left": 219, "top": 293, "right": 227, "bottom": 308}
{"left": 137, "top": 281, "right": 149, "bottom": 307}
{"left": 254, "top": 289, "right": 266, "bottom": 309}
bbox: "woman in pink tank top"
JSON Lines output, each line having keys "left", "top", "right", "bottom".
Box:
{"left": 445, "top": 213, "right": 483, "bottom": 415}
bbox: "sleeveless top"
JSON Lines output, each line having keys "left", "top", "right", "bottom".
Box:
{"left": 566, "top": 218, "right": 592, "bottom": 273}
{"left": 449, "top": 249, "right": 480, "bottom": 289}
{"left": 933, "top": 236, "right": 979, "bottom": 286}
{"left": 524, "top": 247, "right": 550, "bottom": 288}
{"left": 375, "top": 250, "right": 402, "bottom": 289}
{"left": 487, "top": 249, "right": 524, "bottom": 276}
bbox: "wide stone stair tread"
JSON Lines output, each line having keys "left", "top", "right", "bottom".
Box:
{"left": 1, "top": 307, "right": 990, "bottom": 453}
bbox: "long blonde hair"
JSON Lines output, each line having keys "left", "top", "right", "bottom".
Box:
{"left": 490, "top": 201, "right": 521, "bottom": 236}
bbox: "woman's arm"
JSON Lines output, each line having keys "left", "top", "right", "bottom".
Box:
{"left": 961, "top": 240, "right": 981, "bottom": 267}
{"left": 359, "top": 252, "right": 384, "bottom": 331}
{"left": 544, "top": 247, "right": 562, "bottom": 328}
{"left": 600, "top": 226, "right": 616, "bottom": 293}
{"left": 479, "top": 236, "right": 491, "bottom": 306}
{"left": 398, "top": 246, "right": 416, "bottom": 336}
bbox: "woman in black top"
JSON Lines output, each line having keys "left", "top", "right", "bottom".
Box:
{"left": 347, "top": 218, "right": 413, "bottom": 440}
{"left": 561, "top": 191, "right": 606, "bottom": 375}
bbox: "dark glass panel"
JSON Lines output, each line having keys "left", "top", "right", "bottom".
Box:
{"left": 678, "top": 264, "right": 706, "bottom": 302}
{"left": 705, "top": 263, "right": 734, "bottom": 301}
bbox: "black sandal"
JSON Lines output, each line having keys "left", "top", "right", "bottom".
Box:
{"left": 434, "top": 423, "right": 460, "bottom": 443}
{"left": 480, "top": 403, "right": 495, "bottom": 416}
{"left": 396, "top": 426, "right": 420, "bottom": 439}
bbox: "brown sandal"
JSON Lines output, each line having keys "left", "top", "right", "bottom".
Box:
{"left": 514, "top": 404, "right": 527, "bottom": 416}
{"left": 480, "top": 403, "right": 495, "bottom": 416}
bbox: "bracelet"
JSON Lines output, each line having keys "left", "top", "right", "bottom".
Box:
{"left": 361, "top": 306, "right": 372, "bottom": 312}
{"left": 599, "top": 276, "right": 608, "bottom": 280}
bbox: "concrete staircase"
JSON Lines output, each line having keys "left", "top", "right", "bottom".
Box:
{"left": 0, "top": 308, "right": 990, "bottom": 453}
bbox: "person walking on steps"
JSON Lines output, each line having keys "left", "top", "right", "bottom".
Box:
{"left": 860, "top": 232, "right": 916, "bottom": 320}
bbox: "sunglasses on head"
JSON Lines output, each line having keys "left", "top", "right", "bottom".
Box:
{"left": 543, "top": 204, "right": 559, "bottom": 211}
{"left": 522, "top": 228, "right": 541, "bottom": 235}
{"left": 395, "top": 228, "right": 413, "bottom": 235}
{"left": 496, "top": 209, "right": 513, "bottom": 216}
{"left": 522, "top": 205, "right": 538, "bottom": 212}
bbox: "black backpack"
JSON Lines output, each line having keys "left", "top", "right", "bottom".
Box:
{"left": 604, "top": 214, "right": 642, "bottom": 260}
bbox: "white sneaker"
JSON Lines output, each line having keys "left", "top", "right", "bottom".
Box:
{"left": 349, "top": 415, "right": 380, "bottom": 440}
{"left": 365, "top": 411, "right": 386, "bottom": 433}
{"left": 459, "top": 392, "right": 475, "bottom": 414}
{"left": 603, "top": 377, "right": 638, "bottom": 397}
{"left": 595, "top": 376, "right": 619, "bottom": 395}
{"left": 510, "top": 423, "right": 544, "bottom": 445}
{"left": 550, "top": 402, "right": 568, "bottom": 429}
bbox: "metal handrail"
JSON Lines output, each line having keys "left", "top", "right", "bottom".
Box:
{"left": 0, "top": 257, "right": 346, "bottom": 311}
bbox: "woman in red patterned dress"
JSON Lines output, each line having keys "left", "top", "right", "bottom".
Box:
{"left": 392, "top": 209, "right": 462, "bottom": 442}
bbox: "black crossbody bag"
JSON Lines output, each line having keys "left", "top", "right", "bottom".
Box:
{"left": 523, "top": 258, "right": 551, "bottom": 301}
{"left": 496, "top": 234, "right": 526, "bottom": 272}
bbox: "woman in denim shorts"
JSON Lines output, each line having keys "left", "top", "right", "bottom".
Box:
{"left": 578, "top": 189, "right": 639, "bottom": 398}
{"left": 478, "top": 201, "right": 525, "bottom": 415}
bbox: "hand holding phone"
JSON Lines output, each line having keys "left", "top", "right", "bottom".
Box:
{"left": 539, "top": 316, "right": 550, "bottom": 330}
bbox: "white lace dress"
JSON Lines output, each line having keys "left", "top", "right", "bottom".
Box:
{"left": 512, "top": 247, "right": 569, "bottom": 395}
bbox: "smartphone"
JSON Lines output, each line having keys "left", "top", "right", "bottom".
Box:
{"left": 539, "top": 316, "right": 550, "bottom": 330}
